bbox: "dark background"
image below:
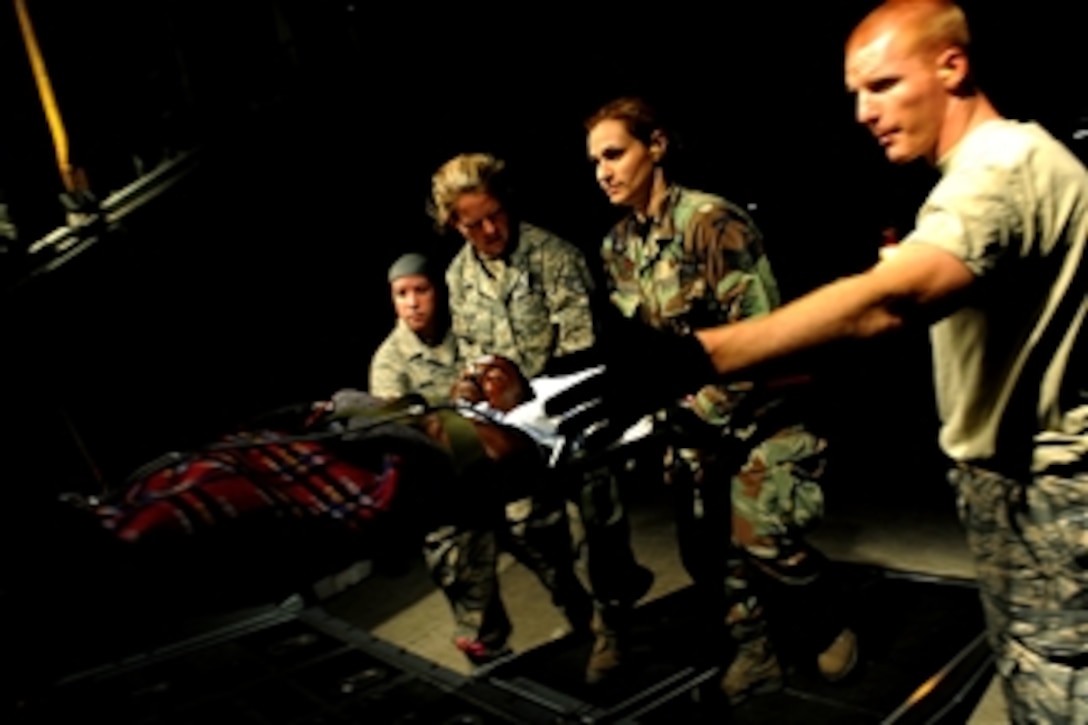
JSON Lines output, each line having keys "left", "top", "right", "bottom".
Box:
{"left": 0, "top": 1, "right": 1084, "bottom": 506}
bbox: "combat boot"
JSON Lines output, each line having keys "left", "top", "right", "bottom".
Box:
{"left": 817, "top": 627, "right": 858, "bottom": 682}
{"left": 720, "top": 635, "right": 784, "bottom": 705}
{"left": 585, "top": 611, "right": 627, "bottom": 685}
{"left": 584, "top": 565, "right": 653, "bottom": 685}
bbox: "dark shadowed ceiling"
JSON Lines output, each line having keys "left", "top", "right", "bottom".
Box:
{"left": 0, "top": 0, "right": 1083, "bottom": 493}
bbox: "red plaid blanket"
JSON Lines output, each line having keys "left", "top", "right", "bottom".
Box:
{"left": 95, "top": 430, "right": 401, "bottom": 543}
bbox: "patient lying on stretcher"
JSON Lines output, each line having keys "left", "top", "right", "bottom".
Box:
{"left": 69, "top": 355, "right": 621, "bottom": 565}
{"left": 4, "top": 359, "right": 556, "bottom": 664}
{"left": 323, "top": 353, "right": 615, "bottom": 463}
{"left": 10, "top": 355, "right": 652, "bottom": 693}
{"left": 83, "top": 361, "right": 527, "bottom": 549}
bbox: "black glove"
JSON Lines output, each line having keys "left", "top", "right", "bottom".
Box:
{"left": 658, "top": 401, "right": 726, "bottom": 449}
{"left": 543, "top": 314, "right": 718, "bottom": 456}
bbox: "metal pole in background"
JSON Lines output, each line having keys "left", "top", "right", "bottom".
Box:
{"left": 13, "top": 0, "right": 106, "bottom": 489}
{"left": 13, "top": 0, "right": 84, "bottom": 194}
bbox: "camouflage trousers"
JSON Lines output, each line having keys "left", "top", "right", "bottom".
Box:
{"left": 573, "top": 463, "right": 651, "bottom": 613}
{"left": 422, "top": 493, "right": 593, "bottom": 664}
{"left": 950, "top": 463, "right": 1088, "bottom": 724}
{"left": 670, "top": 424, "right": 840, "bottom": 649}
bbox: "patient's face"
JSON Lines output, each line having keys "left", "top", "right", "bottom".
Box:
{"left": 450, "top": 355, "right": 530, "bottom": 412}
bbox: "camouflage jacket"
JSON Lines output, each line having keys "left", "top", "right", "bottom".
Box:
{"left": 446, "top": 221, "right": 595, "bottom": 379}
{"left": 602, "top": 184, "right": 783, "bottom": 428}
{"left": 368, "top": 319, "right": 461, "bottom": 405}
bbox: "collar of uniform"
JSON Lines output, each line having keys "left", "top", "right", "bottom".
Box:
{"left": 392, "top": 317, "right": 440, "bottom": 359}
{"left": 470, "top": 220, "right": 527, "bottom": 278}
{"left": 628, "top": 184, "right": 683, "bottom": 240}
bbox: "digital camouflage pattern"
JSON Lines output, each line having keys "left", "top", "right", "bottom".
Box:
{"left": 442, "top": 220, "right": 654, "bottom": 665}
{"left": 422, "top": 496, "right": 593, "bottom": 664}
{"left": 423, "top": 526, "right": 510, "bottom": 659}
{"left": 602, "top": 184, "right": 833, "bottom": 641}
{"left": 368, "top": 320, "right": 461, "bottom": 405}
{"left": 951, "top": 463, "right": 1088, "bottom": 723}
{"left": 446, "top": 221, "right": 596, "bottom": 379}
{"left": 333, "top": 389, "right": 592, "bottom": 665}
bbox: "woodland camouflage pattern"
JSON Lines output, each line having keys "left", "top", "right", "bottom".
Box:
{"left": 602, "top": 185, "right": 780, "bottom": 427}
{"left": 602, "top": 185, "right": 832, "bottom": 640}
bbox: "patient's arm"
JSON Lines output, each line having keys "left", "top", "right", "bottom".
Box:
{"left": 418, "top": 409, "right": 540, "bottom": 466}
{"left": 474, "top": 418, "right": 541, "bottom": 462}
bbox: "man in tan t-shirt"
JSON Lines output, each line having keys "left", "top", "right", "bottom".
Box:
{"left": 546, "top": 3, "right": 1087, "bottom": 720}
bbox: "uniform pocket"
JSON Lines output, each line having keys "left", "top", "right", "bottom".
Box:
{"left": 1025, "top": 474, "right": 1088, "bottom": 594}
{"left": 505, "top": 278, "right": 552, "bottom": 374}
{"left": 451, "top": 307, "right": 479, "bottom": 350}
{"left": 736, "top": 427, "right": 827, "bottom": 538}
{"left": 953, "top": 466, "right": 1088, "bottom": 614}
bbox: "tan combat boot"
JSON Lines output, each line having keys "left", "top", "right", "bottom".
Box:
{"left": 817, "top": 627, "right": 858, "bottom": 682}
{"left": 585, "top": 612, "right": 625, "bottom": 685}
{"left": 720, "top": 635, "right": 784, "bottom": 705}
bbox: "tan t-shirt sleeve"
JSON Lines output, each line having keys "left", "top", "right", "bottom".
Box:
{"left": 902, "top": 155, "right": 1022, "bottom": 277}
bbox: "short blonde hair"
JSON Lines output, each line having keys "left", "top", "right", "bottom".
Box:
{"left": 430, "top": 153, "right": 509, "bottom": 227}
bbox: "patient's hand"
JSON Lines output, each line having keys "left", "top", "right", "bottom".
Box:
{"left": 450, "top": 378, "right": 485, "bottom": 406}
{"left": 305, "top": 400, "right": 335, "bottom": 427}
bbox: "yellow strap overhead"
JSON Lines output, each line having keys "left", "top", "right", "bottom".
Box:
{"left": 14, "top": 0, "right": 75, "bottom": 192}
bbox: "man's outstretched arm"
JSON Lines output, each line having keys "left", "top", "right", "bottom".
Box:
{"left": 544, "top": 241, "right": 976, "bottom": 453}
{"left": 695, "top": 243, "right": 976, "bottom": 376}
